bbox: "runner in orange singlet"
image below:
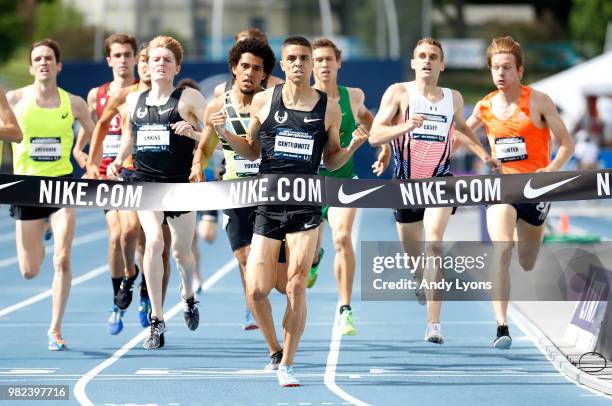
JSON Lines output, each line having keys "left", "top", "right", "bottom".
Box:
{"left": 465, "top": 36, "right": 574, "bottom": 349}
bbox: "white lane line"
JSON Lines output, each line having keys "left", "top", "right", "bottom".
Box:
{"left": 0, "top": 211, "right": 104, "bottom": 243}
{"left": 0, "top": 229, "right": 108, "bottom": 268}
{"left": 0, "top": 264, "right": 108, "bottom": 318}
{"left": 323, "top": 209, "right": 369, "bottom": 406}
{"left": 74, "top": 258, "right": 238, "bottom": 406}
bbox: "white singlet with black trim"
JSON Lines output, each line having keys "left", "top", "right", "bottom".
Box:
{"left": 392, "top": 81, "right": 454, "bottom": 179}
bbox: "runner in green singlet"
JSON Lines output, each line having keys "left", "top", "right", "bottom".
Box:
{"left": 308, "top": 37, "right": 385, "bottom": 336}
{"left": 7, "top": 39, "right": 95, "bottom": 351}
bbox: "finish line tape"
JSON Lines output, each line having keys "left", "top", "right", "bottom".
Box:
{"left": 0, "top": 169, "right": 609, "bottom": 211}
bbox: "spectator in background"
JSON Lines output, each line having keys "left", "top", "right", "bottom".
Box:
{"left": 596, "top": 96, "right": 612, "bottom": 146}
{"left": 574, "top": 128, "right": 600, "bottom": 170}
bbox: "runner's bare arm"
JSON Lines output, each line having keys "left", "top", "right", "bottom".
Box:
{"left": 535, "top": 91, "right": 574, "bottom": 172}
{"left": 87, "top": 88, "right": 131, "bottom": 170}
{"left": 109, "top": 93, "right": 139, "bottom": 177}
{"left": 71, "top": 95, "right": 95, "bottom": 169}
{"left": 452, "top": 92, "right": 501, "bottom": 172}
{"left": 323, "top": 102, "right": 366, "bottom": 171}
{"left": 173, "top": 88, "right": 208, "bottom": 142}
{"left": 190, "top": 97, "right": 223, "bottom": 183}
{"left": 0, "top": 86, "right": 22, "bottom": 142}
{"left": 372, "top": 144, "right": 391, "bottom": 176}
{"left": 349, "top": 87, "right": 374, "bottom": 131}
{"left": 215, "top": 91, "right": 266, "bottom": 161}
{"left": 370, "top": 84, "right": 423, "bottom": 146}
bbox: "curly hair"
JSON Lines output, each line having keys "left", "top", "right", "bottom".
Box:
{"left": 227, "top": 38, "right": 276, "bottom": 77}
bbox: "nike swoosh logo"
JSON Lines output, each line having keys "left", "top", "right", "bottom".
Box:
{"left": 338, "top": 184, "right": 384, "bottom": 204}
{"left": 158, "top": 107, "right": 173, "bottom": 115}
{"left": 304, "top": 223, "right": 318, "bottom": 230}
{"left": 304, "top": 117, "right": 322, "bottom": 123}
{"left": 0, "top": 180, "right": 23, "bottom": 191}
{"left": 523, "top": 175, "right": 580, "bottom": 199}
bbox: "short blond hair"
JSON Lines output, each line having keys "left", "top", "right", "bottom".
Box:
{"left": 414, "top": 37, "right": 444, "bottom": 61}
{"left": 487, "top": 36, "right": 523, "bottom": 69}
{"left": 148, "top": 35, "right": 184, "bottom": 65}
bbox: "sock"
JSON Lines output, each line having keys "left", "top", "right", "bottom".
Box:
{"left": 339, "top": 304, "right": 351, "bottom": 315}
{"left": 112, "top": 277, "right": 122, "bottom": 303}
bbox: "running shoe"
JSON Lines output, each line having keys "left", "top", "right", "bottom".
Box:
{"left": 143, "top": 317, "right": 166, "bottom": 350}
{"left": 493, "top": 325, "right": 512, "bottom": 349}
{"left": 183, "top": 296, "right": 200, "bottom": 331}
{"left": 277, "top": 365, "right": 300, "bottom": 387}
{"left": 47, "top": 331, "right": 67, "bottom": 351}
{"left": 242, "top": 309, "right": 258, "bottom": 330}
{"left": 43, "top": 217, "right": 52, "bottom": 241}
{"left": 306, "top": 248, "right": 324, "bottom": 288}
{"left": 264, "top": 349, "right": 283, "bottom": 371}
{"left": 107, "top": 305, "right": 124, "bottom": 335}
{"left": 138, "top": 296, "right": 151, "bottom": 328}
{"left": 339, "top": 308, "right": 356, "bottom": 336}
{"left": 115, "top": 267, "right": 139, "bottom": 310}
{"left": 424, "top": 322, "right": 444, "bottom": 344}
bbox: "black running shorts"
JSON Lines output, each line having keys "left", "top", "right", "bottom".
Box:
{"left": 10, "top": 205, "right": 61, "bottom": 221}
{"left": 393, "top": 206, "right": 457, "bottom": 224}
{"left": 253, "top": 205, "right": 322, "bottom": 241}
{"left": 512, "top": 202, "right": 551, "bottom": 226}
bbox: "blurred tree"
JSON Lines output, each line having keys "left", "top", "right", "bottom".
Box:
{"left": 34, "top": 0, "right": 95, "bottom": 60}
{"left": 435, "top": 0, "right": 467, "bottom": 38}
{"left": 0, "top": 0, "right": 26, "bottom": 62}
{"left": 570, "top": 0, "right": 612, "bottom": 55}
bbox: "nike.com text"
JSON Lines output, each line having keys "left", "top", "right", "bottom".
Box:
{"left": 39, "top": 180, "right": 142, "bottom": 209}
{"left": 400, "top": 178, "right": 500, "bottom": 206}
{"left": 230, "top": 177, "right": 323, "bottom": 206}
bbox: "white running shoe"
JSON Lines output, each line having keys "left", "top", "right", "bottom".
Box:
{"left": 424, "top": 322, "right": 444, "bottom": 344}
{"left": 277, "top": 365, "right": 300, "bottom": 387}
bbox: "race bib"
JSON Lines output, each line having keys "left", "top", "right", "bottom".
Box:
{"left": 234, "top": 153, "right": 260, "bottom": 176}
{"left": 136, "top": 124, "right": 170, "bottom": 152}
{"left": 30, "top": 137, "right": 61, "bottom": 161}
{"left": 102, "top": 134, "right": 121, "bottom": 157}
{"left": 495, "top": 136, "right": 528, "bottom": 162}
{"left": 273, "top": 128, "right": 315, "bottom": 161}
{"left": 411, "top": 113, "right": 450, "bottom": 142}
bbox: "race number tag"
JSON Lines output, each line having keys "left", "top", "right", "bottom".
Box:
{"left": 273, "top": 128, "right": 315, "bottom": 161}
{"left": 234, "top": 153, "right": 260, "bottom": 176}
{"left": 495, "top": 136, "right": 528, "bottom": 162}
{"left": 102, "top": 134, "right": 122, "bottom": 157}
{"left": 136, "top": 124, "right": 170, "bottom": 152}
{"left": 411, "top": 113, "right": 449, "bottom": 142}
{"left": 30, "top": 137, "right": 61, "bottom": 161}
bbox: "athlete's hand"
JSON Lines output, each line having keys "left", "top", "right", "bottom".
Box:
{"left": 85, "top": 163, "right": 100, "bottom": 180}
{"left": 189, "top": 162, "right": 203, "bottom": 183}
{"left": 372, "top": 146, "right": 391, "bottom": 176}
{"left": 484, "top": 156, "right": 503, "bottom": 174}
{"left": 211, "top": 110, "right": 228, "bottom": 139}
{"left": 73, "top": 150, "right": 88, "bottom": 169}
{"left": 171, "top": 120, "right": 195, "bottom": 138}
{"left": 535, "top": 164, "right": 559, "bottom": 173}
{"left": 407, "top": 114, "right": 425, "bottom": 132}
{"left": 348, "top": 126, "right": 369, "bottom": 153}
{"left": 106, "top": 160, "right": 121, "bottom": 180}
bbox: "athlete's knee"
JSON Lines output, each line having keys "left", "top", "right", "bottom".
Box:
{"left": 52, "top": 252, "right": 71, "bottom": 273}
{"left": 121, "top": 226, "right": 140, "bottom": 246}
{"left": 248, "top": 284, "right": 271, "bottom": 302}
{"left": 518, "top": 255, "right": 537, "bottom": 271}
{"left": 286, "top": 275, "right": 306, "bottom": 297}
{"left": 171, "top": 248, "right": 193, "bottom": 267}
{"left": 496, "top": 242, "right": 514, "bottom": 267}
{"left": 275, "top": 280, "right": 287, "bottom": 295}
{"left": 145, "top": 237, "right": 165, "bottom": 258}
{"left": 425, "top": 241, "right": 444, "bottom": 258}
{"left": 332, "top": 230, "right": 352, "bottom": 251}
{"left": 20, "top": 265, "right": 40, "bottom": 280}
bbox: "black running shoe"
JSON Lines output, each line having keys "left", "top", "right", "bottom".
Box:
{"left": 143, "top": 316, "right": 166, "bottom": 350}
{"left": 116, "top": 267, "right": 139, "bottom": 310}
{"left": 493, "top": 325, "right": 512, "bottom": 349}
{"left": 264, "top": 349, "right": 283, "bottom": 371}
{"left": 183, "top": 296, "right": 199, "bottom": 331}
